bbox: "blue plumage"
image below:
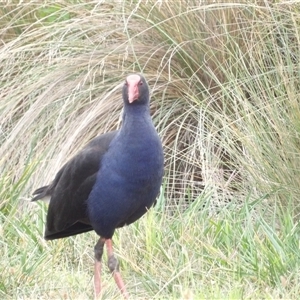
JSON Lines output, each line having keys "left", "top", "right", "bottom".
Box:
{"left": 32, "top": 74, "right": 164, "bottom": 298}
{"left": 88, "top": 85, "right": 164, "bottom": 237}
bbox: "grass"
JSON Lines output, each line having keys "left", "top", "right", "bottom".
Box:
{"left": 1, "top": 0, "right": 300, "bottom": 299}
{"left": 2, "top": 171, "right": 300, "bottom": 298}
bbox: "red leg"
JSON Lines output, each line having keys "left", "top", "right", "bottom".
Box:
{"left": 94, "top": 260, "right": 101, "bottom": 298}
{"left": 94, "top": 237, "right": 105, "bottom": 298}
{"left": 106, "top": 239, "right": 129, "bottom": 299}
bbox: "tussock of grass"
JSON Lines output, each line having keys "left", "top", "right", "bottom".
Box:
{"left": 2, "top": 173, "right": 300, "bottom": 298}
{"left": 1, "top": 0, "right": 300, "bottom": 299}
{"left": 1, "top": 1, "right": 299, "bottom": 206}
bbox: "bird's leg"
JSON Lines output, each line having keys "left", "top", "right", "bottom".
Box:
{"left": 106, "top": 239, "right": 129, "bottom": 299}
{"left": 94, "top": 237, "right": 106, "bottom": 298}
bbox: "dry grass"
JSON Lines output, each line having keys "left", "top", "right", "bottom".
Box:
{"left": 1, "top": 0, "right": 300, "bottom": 298}
{"left": 2, "top": 1, "right": 299, "bottom": 206}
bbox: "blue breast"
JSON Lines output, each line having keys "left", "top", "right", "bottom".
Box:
{"left": 87, "top": 117, "right": 164, "bottom": 238}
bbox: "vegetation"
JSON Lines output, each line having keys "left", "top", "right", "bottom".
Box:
{"left": 1, "top": 0, "right": 300, "bottom": 298}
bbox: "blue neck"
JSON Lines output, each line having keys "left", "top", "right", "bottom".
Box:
{"left": 121, "top": 99, "right": 151, "bottom": 133}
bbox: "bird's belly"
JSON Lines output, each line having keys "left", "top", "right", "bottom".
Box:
{"left": 87, "top": 168, "right": 162, "bottom": 238}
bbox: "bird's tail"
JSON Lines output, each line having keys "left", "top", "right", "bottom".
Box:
{"left": 32, "top": 186, "right": 50, "bottom": 201}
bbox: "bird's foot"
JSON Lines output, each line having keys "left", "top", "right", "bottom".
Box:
{"left": 106, "top": 239, "right": 129, "bottom": 299}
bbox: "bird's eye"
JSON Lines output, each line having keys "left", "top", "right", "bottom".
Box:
{"left": 124, "top": 81, "right": 128, "bottom": 86}
{"left": 138, "top": 81, "right": 143, "bottom": 86}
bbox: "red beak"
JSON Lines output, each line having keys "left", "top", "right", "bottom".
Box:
{"left": 126, "top": 74, "right": 141, "bottom": 103}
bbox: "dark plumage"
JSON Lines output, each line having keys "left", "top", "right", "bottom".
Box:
{"left": 32, "top": 74, "right": 164, "bottom": 298}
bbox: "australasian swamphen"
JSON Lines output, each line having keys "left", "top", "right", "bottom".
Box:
{"left": 32, "top": 74, "right": 164, "bottom": 298}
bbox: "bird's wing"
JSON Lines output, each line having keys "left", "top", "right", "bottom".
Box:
{"left": 36, "top": 131, "right": 118, "bottom": 240}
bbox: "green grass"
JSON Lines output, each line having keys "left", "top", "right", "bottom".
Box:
{"left": 1, "top": 0, "right": 300, "bottom": 299}
{"left": 1, "top": 171, "right": 300, "bottom": 298}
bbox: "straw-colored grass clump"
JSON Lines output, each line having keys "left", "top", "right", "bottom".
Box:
{"left": 1, "top": 1, "right": 300, "bottom": 299}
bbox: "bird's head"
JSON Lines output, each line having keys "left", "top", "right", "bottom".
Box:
{"left": 122, "top": 74, "right": 149, "bottom": 105}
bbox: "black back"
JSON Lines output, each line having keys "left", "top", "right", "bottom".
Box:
{"left": 32, "top": 131, "right": 117, "bottom": 240}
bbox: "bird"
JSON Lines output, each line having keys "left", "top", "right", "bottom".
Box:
{"left": 32, "top": 74, "right": 164, "bottom": 299}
